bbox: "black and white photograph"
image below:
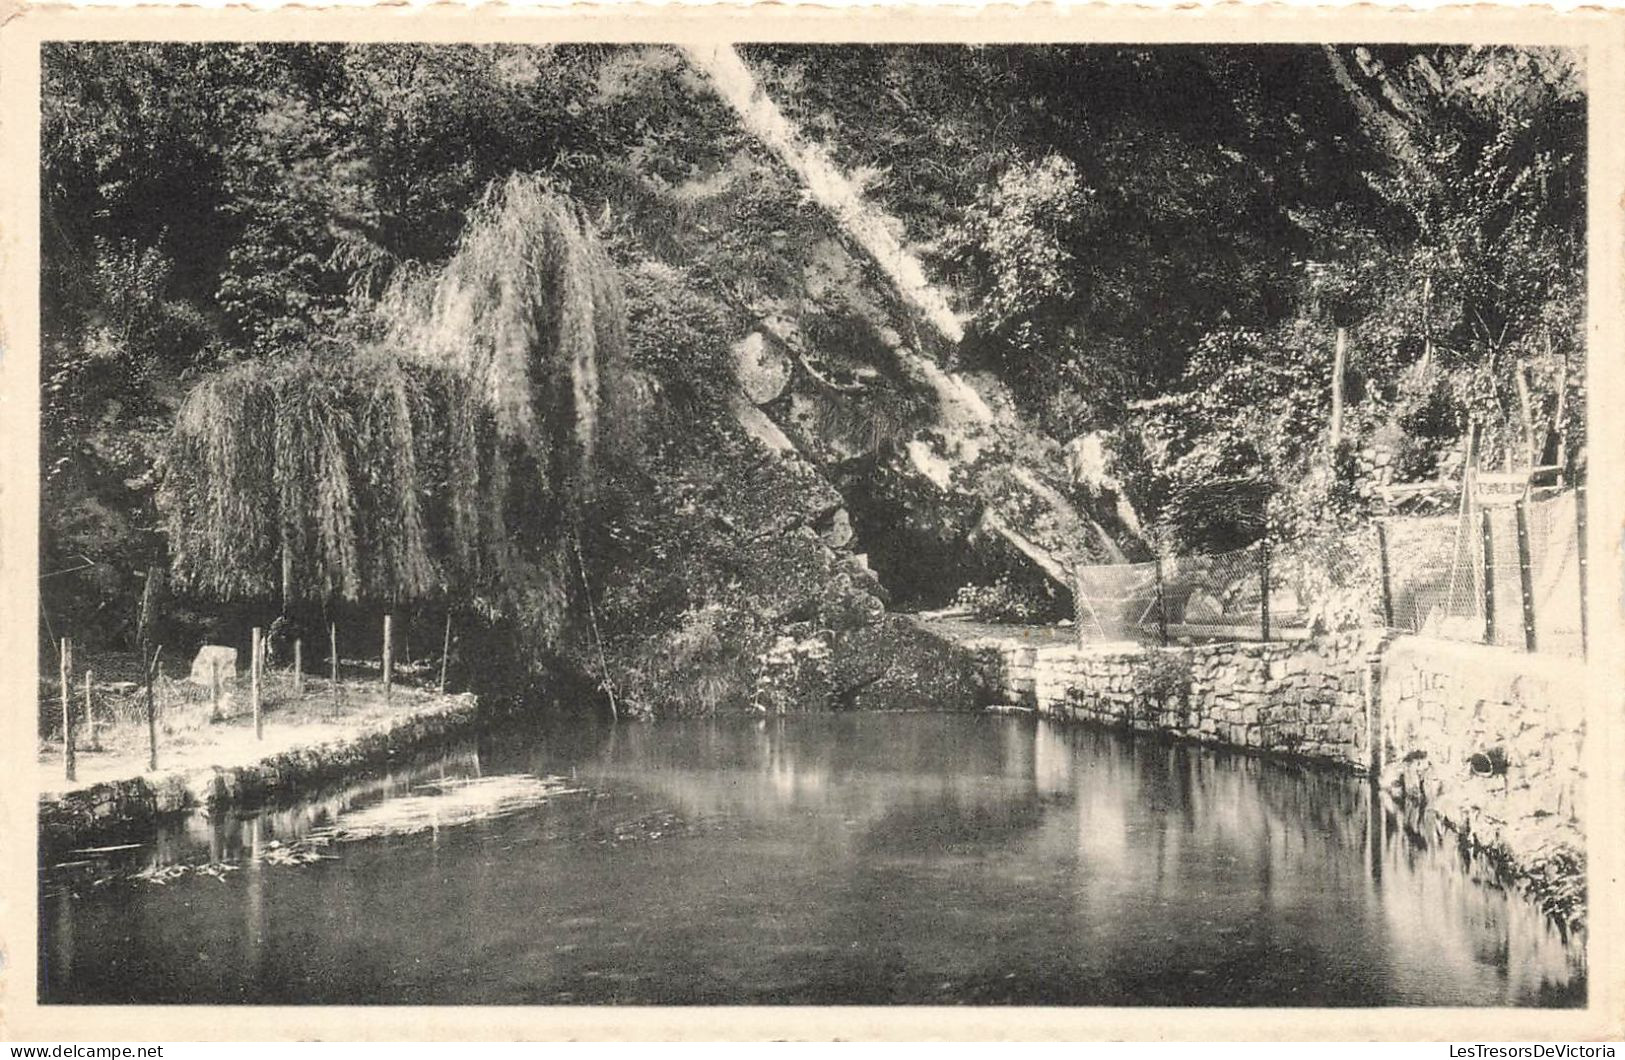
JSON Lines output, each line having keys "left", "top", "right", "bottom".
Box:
{"left": 3, "top": 8, "right": 1621, "bottom": 1038}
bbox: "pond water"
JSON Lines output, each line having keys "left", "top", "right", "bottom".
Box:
{"left": 39, "top": 713, "right": 1583, "bottom": 1006}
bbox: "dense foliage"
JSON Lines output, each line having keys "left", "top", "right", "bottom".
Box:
{"left": 40, "top": 42, "right": 1585, "bottom": 693}
{"left": 158, "top": 177, "right": 627, "bottom": 653}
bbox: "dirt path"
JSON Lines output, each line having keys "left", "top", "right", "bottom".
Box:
{"left": 38, "top": 675, "right": 467, "bottom": 801}
{"left": 907, "top": 613, "right": 1081, "bottom": 650}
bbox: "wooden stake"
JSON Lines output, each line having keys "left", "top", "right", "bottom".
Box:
{"left": 1552, "top": 340, "right": 1570, "bottom": 477}
{"left": 60, "top": 637, "right": 75, "bottom": 782}
{"left": 292, "top": 638, "right": 304, "bottom": 698}
{"left": 135, "top": 567, "right": 159, "bottom": 659}
{"left": 1577, "top": 485, "right": 1589, "bottom": 657}
{"left": 1514, "top": 499, "right": 1537, "bottom": 652}
{"left": 84, "top": 669, "right": 98, "bottom": 751}
{"left": 1419, "top": 276, "right": 1433, "bottom": 375}
{"left": 1481, "top": 511, "right": 1497, "bottom": 646}
{"left": 1154, "top": 557, "right": 1168, "bottom": 647}
{"left": 331, "top": 621, "right": 340, "bottom": 717}
{"left": 1514, "top": 360, "right": 1536, "bottom": 471}
{"left": 210, "top": 658, "right": 223, "bottom": 722}
{"left": 1329, "top": 327, "right": 1348, "bottom": 453}
{"left": 1375, "top": 521, "right": 1395, "bottom": 628}
{"left": 145, "top": 645, "right": 160, "bottom": 771}
{"left": 382, "top": 613, "right": 393, "bottom": 704}
{"left": 1258, "top": 537, "right": 1272, "bottom": 644}
{"left": 251, "top": 626, "right": 263, "bottom": 740}
{"left": 439, "top": 611, "right": 452, "bottom": 694}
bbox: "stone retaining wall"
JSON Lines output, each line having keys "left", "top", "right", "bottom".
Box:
{"left": 1377, "top": 637, "right": 1585, "bottom": 881}
{"left": 994, "top": 631, "right": 1387, "bottom": 771}
{"left": 39, "top": 693, "right": 480, "bottom": 854}
{"left": 978, "top": 628, "right": 1587, "bottom": 922}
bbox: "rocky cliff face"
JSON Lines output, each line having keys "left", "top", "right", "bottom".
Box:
{"left": 583, "top": 400, "right": 981, "bottom": 717}
{"left": 681, "top": 45, "right": 1140, "bottom": 603}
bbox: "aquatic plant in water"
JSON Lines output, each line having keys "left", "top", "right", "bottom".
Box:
{"left": 319, "top": 774, "right": 583, "bottom": 840}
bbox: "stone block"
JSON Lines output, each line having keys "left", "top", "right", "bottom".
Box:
{"left": 189, "top": 645, "right": 238, "bottom": 686}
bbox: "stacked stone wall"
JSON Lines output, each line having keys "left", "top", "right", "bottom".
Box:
{"left": 1010, "top": 631, "right": 1386, "bottom": 770}
{"left": 1377, "top": 636, "right": 1584, "bottom": 875}
{"left": 974, "top": 628, "right": 1586, "bottom": 912}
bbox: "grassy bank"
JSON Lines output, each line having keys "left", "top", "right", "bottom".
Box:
{"left": 38, "top": 653, "right": 479, "bottom": 853}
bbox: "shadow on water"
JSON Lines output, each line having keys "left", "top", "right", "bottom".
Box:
{"left": 39, "top": 713, "right": 1583, "bottom": 1006}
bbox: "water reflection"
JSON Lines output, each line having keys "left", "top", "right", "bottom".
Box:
{"left": 39, "top": 714, "right": 1582, "bottom": 1006}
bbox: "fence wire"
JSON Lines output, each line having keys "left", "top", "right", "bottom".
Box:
{"left": 1075, "top": 487, "right": 1585, "bottom": 657}
{"left": 1075, "top": 543, "right": 1291, "bottom": 643}
{"left": 1409, "top": 490, "right": 1584, "bottom": 656}
{"left": 1382, "top": 514, "right": 1469, "bottom": 637}
{"left": 1072, "top": 559, "right": 1158, "bottom": 643}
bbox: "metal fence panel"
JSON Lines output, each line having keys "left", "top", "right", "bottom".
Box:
{"left": 1073, "top": 559, "right": 1158, "bottom": 643}
{"left": 1075, "top": 544, "right": 1284, "bottom": 644}
{"left": 1524, "top": 491, "right": 1584, "bottom": 656}
{"left": 1072, "top": 487, "right": 1584, "bottom": 656}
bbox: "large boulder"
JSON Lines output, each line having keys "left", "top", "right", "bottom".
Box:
{"left": 188, "top": 645, "right": 237, "bottom": 686}
{"left": 733, "top": 332, "right": 792, "bottom": 406}
{"left": 818, "top": 507, "right": 855, "bottom": 550}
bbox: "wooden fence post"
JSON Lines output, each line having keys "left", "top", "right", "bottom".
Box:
{"left": 1375, "top": 521, "right": 1395, "bottom": 629}
{"left": 1329, "top": 327, "right": 1348, "bottom": 453}
{"left": 60, "top": 637, "right": 75, "bottom": 783}
{"left": 1154, "top": 557, "right": 1168, "bottom": 648}
{"left": 210, "top": 658, "right": 223, "bottom": 722}
{"left": 439, "top": 612, "right": 452, "bottom": 694}
{"left": 1514, "top": 360, "right": 1535, "bottom": 469}
{"left": 1577, "top": 485, "right": 1589, "bottom": 657}
{"left": 251, "top": 626, "right": 263, "bottom": 740}
{"left": 145, "top": 645, "right": 159, "bottom": 771}
{"left": 1481, "top": 510, "right": 1497, "bottom": 646}
{"left": 330, "top": 621, "right": 340, "bottom": 717}
{"left": 135, "top": 567, "right": 159, "bottom": 658}
{"left": 382, "top": 613, "right": 393, "bottom": 704}
{"left": 292, "top": 638, "right": 304, "bottom": 698}
{"left": 1514, "top": 499, "right": 1538, "bottom": 652}
{"left": 1258, "top": 538, "right": 1271, "bottom": 644}
{"left": 84, "top": 669, "right": 98, "bottom": 751}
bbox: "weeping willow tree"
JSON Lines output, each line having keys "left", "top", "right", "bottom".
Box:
{"left": 159, "top": 174, "right": 628, "bottom": 640}
{"left": 379, "top": 173, "right": 627, "bottom": 488}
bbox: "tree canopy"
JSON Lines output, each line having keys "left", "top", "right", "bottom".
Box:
{"left": 158, "top": 175, "right": 627, "bottom": 643}
{"left": 40, "top": 42, "right": 1585, "bottom": 645}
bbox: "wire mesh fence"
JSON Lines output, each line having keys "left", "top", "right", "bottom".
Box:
{"left": 1522, "top": 490, "right": 1585, "bottom": 657}
{"left": 1072, "top": 558, "right": 1158, "bottom": 643}
{"left": 1399, "top": 489, "right": 1586, "bottom": 656}
{"left": 1379, "top": 514, "right": 1471, "bottom": 637}
{"left": 1075, "top": 486, "right": 1586, "bottom": 657}
{"left": 1075, "top": 543, "right": 1303, "bottom": 643}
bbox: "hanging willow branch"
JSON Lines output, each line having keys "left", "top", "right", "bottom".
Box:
{"left": 379, "top": 172, "right": 627, "bottom": 493}
{"left": 159, "top": 174, "right": 627, "bottom": 632}
{"left": 162, "top": 352, "right": 469, "bottom": 602}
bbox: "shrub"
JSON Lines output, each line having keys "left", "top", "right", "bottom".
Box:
{"left": 953, "top": 573, "right": 1056, "bottom": 623}
{"left": 1131, "top": 650, "right": 1192, "bottom": 707}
